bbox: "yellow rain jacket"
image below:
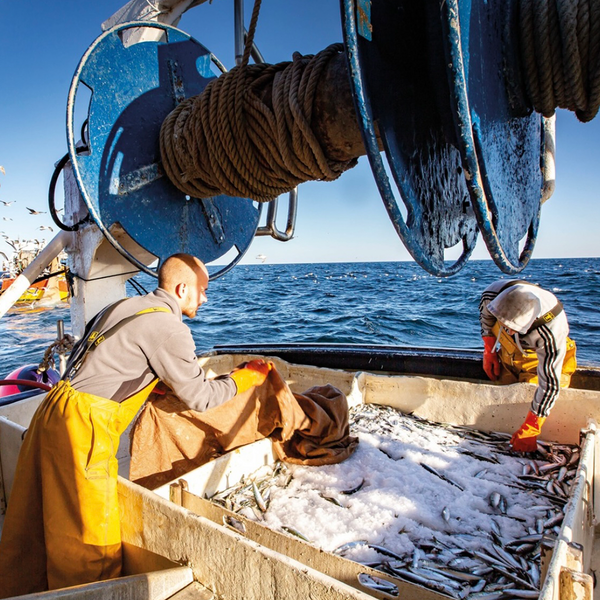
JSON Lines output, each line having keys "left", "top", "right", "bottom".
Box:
{"left": 0, "top": 379, "right": 156, "bottom": 596}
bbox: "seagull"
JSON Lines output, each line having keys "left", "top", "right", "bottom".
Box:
{"left": 2, "top": 217, "right": 12, "bottom": 221}
{"left": 38, "top": 225, "right": 54, "bottom": 231}
{"left": 0, "top": 166, "right": 5, "bottom": 175}
{"left": 0, "top": 200, "right": 14, "bottom": 206}
{"left": 26, "top": 207, "right": 47, "bottom": 215}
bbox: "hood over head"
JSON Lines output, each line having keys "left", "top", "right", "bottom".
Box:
{"left": 487, "top": 287, "right": 542, "bottom": 335}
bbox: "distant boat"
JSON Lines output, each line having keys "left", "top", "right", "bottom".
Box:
{"left": 0, "top": 240, "right": 68, "bottom": 304}
{"left": 256, "top": 254, "right": 267, "bottom": 263}
{"left": 0, "top": 275, "right": 68, "bottom": 304}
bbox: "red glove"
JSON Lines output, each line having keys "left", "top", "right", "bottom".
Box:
{"left": 511, "top": 411, "right": 546, "bottom": 452}
{"left": 482, "top": 336, "right": 501, "bottom": 381}
{"left": 151, "top": 381, "right": 170, "bottom": 395}
{"left": 230, "top": 359, "right": 272, "bottom": 394}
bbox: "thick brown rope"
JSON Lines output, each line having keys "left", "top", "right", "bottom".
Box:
{"left": 160, "top": 0, "right": 356, "bottom": 202}
{"left": 518, "top": 0, "right": 600, "bottom": 122}
{"left": 39, "top": 334, "right": 75, "bottom": 373}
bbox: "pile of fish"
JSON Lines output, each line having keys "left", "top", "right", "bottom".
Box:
{"left": 207, "top": 404, "right": 579, "bottom": 599}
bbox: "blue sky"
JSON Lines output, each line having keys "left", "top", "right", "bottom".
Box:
{"left": 1, "top": 0, "right": 599, "bottom": 270}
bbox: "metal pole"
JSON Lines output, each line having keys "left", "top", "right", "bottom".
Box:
{"left": 0, "top": 230, "right": 71, "bottom": 320}
{"left": 234, "top": 0, "right": 244, "bottom": 66}
{"left": 56, "top": 319, "right": 67, "bottom": 376}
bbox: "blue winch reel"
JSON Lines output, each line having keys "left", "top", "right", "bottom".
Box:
{"left": 342, "top": 0, "right": 547, "bottom": 275}
{"left": 67, "top": 22, "right": 260, "bottom": 279}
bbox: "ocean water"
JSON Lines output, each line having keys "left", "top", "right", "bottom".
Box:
{"left": 2, "top": 258, "right": 600, "bottom": 377}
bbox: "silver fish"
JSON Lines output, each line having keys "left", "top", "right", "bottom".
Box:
{"left": 420, "top": 462, "right": 464, "bottom": 491}
{"left": 332, "top": 540, "right": 368, "bottom": 555}
{"left": 501, "top": 589, "right": 540, "bottom": 598}
{"left": 488, "top": 491, "right": 501, "bottom": 510}
{"left": 252, "top": 481, "right": 267, "bottom": 512}
{"left": 341, "top": 479, "right": 365, "bottom": 495}
{"left": 281, "top": 526, "right": 310, "bottom": 542}
{"left": 357, "top": 573, "right": 398, "bottom": 595}
{"left": 320, "top": 493, "right": 343, "bottom": 507}
{"left": 368, "top": 544, "right": 406, "bottom": 562}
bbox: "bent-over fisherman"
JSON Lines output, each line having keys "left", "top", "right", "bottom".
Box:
{"left": 479, "top": 280, "right": 577, "bottom": 453}
{"left": 0, "top": 253, "right": 270, "bottom": 596}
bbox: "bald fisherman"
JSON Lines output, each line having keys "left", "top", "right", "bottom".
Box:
{"left": 0, "top": 253, "right": 269, "bottom": 596}
{"left": 479, "top": 280, "right": 576, "bottom": 453}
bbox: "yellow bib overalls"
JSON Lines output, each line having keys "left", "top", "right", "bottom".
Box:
{"left": 492, "top": 321, "right": 577, "bottom": 387}
{"left": 0, "top": 305, "right": 168, "bottom": 596}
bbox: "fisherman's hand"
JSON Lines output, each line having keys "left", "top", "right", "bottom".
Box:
{"left": 482, "top": 336, "right": 501, "bottom": 381}
{"left": 230, "top": 359, "right": 272, "bottom": 394}
{"left": 510, "top": 410, "right": 546, "bottom": 453}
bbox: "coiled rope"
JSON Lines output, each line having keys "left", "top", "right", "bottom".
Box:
{"left": 160, "top": 0, "right": 600, "bottom": 201}
{"left": 518, "top": 0, "right": 600, "bottom": 121}
{"left": 160, "top": 0, "right": 357, "bottom": 202}
{"left": 39, "top": 333, "right": 75, "bottom": 373}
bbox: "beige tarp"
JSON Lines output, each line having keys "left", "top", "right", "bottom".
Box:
{"left": 129, "top": 367, "right": 358, "bottom": 489}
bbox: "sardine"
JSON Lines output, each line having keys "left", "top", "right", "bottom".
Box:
{"left": 368, "top": 544, "right": 406, "bottom": 562}
{"left": 357, "top": 573, "right": 398, "bottom": 595}
{"left": 320, "top": 493, "right": 343, "bottom": 507}
{"left": 385, "top": 564, "right": 462, "bottom": 596}
{"left": 420, "top": 463, "right": 464, "bottom": 491}
{"left": 487, "top": 518, "right": 500, "bottom": 537}
{"left": 501, "top": 589, "right": 540, "bottom": 598}
{"left": 410, "top": 566, "right": 463, "bottom": 589}
{"left": 543, "top": 513, "right": 563, "bottom": 529}
{"left": 281, "top": 526, "right": 310, "bottom": 542}
{"left": 333, "top": 540, "right": 368, "bottom": 555}
{"left": 489, "top": 491, "right": 501, "bottom": 510}
{"left": 341, "top": 479, "right": 365, "bottom": 495}
{"left": 252, "top": 481, "right": 267, "bottom": 512}
{"left": 469, "top": 579, "right": 487, "bottom": 594}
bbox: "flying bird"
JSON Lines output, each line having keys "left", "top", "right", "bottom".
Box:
{"left": 0, "top": 166, "right": 5, "bottom": 175}
{"left": 26, "top": 207, "right": 47, "bottom": 215}
{"left": 38, "top": 225, "right": 54, "bottom": 232}
{"left": 1, "top": 200, "right": 15, "bottom": 206}
{"left": 2, "top": 217, "right": 12, "bottom": 221}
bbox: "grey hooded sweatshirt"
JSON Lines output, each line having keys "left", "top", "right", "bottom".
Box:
{"left": 67, "top": 288, "right": 237, "bottom": 412}
{"left": 479, "top": 280, "right": 570, "bottom": 417}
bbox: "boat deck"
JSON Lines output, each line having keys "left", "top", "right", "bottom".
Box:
{"left": 2, "top": 355, "right": 600, "bottom": 599}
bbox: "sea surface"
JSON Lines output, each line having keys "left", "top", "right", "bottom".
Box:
{"left": 2, "top": 258, "right": 600, "bottom": 377}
